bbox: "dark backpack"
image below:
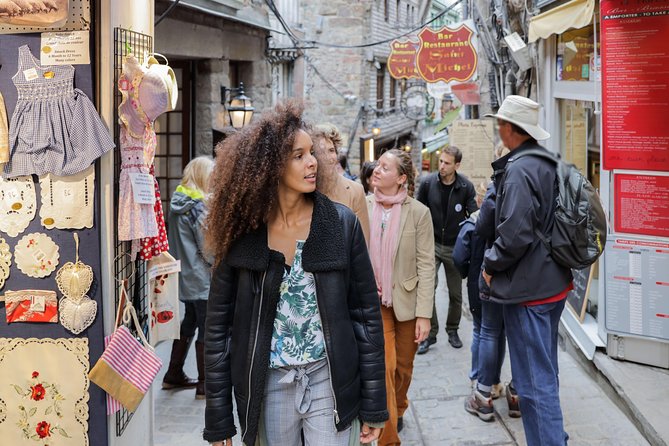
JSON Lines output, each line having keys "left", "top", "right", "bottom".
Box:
{"left": 511, "top": 149, "right": 607, "bottom": 270}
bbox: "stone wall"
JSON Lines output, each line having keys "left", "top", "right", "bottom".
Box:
{"left": 298, "top": 0, "right": 371, "bottom": 161}
{"left": 155, "top": 12, "right": 272, "bottom": 157}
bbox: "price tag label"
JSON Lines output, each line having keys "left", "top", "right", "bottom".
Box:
{"left": 62, "top": 187, "right": 74, "bottom": 203}
{"left": 23, "top": 68, "right": 38, "bottom": 81}
{"left": 128, "top": 173, "right": 156, "bottom": 205}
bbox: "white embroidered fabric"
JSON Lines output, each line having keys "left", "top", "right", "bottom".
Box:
{"left": 57, "top": 233, "right": 96, "bottom": 335}
{"left": 0, "top": 175, "right": 36, "bottom": 237}
{"left": 59, "top": 296, "right": 97, "bottom": 335}
{"left": 14, "top": 233, "right": 59, "bottom": 278}
{"left": 0, "top": 237, "right": 10, "bottom": 289}
{"left": 39, "top": 165, "right": 94, "bottom": 229}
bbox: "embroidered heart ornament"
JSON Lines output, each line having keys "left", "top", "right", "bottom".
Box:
{"left": 56, "top": 262, "right": 93, "bottom": 301}
{"left": 59, "top": 296, "right": 97, "bottom": 335}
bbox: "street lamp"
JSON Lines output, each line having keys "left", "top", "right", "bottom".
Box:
{"left": 221, "top": 82, "right": 255, "bottom": 129}
{"left": 371, "top": 120, "right": 381, "bottom": 137}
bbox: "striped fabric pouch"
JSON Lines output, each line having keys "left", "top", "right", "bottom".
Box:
{"left": 89, "top": 305, "right": 162, "bottom": 412}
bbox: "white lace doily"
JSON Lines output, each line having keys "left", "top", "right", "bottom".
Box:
{"left": 0, "top": 175, "right": 36, "bottom": 237}
{"left": 0, "top": 238, "right": 10, "bottom": 290}
{"left": 59, "top": 296, "right": 97, "bottom": 335}
{"left": 14, "top": 233, "right": 59, "bottom": 278}
{"left": 39, "top": 165, "right": 95, "bottom": 230}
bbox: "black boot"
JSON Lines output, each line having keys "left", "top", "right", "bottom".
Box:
{"left": 195, "top": 341, "right": 205, "bottom": 400}
{"left": 162, "top": 338, "right": 198, "bottom": 389}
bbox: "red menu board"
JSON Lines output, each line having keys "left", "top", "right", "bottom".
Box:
{"left": 601, "top": 0, "right": 669, "bottom": 171}
{"left": 614, "top": 174, "right": 669, "bottom": 237}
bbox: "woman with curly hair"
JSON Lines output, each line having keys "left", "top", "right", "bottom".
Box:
{"left": 202, "top": 100, "right": 388, "bottom": 446}
{"left": 366, "top": 149, "right": 435, "bottom": 446}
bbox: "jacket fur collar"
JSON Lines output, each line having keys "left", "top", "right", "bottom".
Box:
{"left": 225, "top": 191, "right": 348, "bottom": 272}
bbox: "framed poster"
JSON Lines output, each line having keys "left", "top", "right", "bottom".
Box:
{"left": 614, "top": 173, "right": 669, "bottom": 238}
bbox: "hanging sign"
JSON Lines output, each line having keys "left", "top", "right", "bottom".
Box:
{"left": 416, "top": 23, "right": 478, "bottom": 83}
{"left": 400, "top": 84, "right": 435, "bottom": 121}
{"left": 601, "top": 0, "right": 669, "bottom": 171}
{"left": 388, "top": 38, "right": 420, "bottom": 80}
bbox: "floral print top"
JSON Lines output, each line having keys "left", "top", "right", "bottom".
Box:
{"left": 269, "top": 240, "right": 325, "bottom": 368}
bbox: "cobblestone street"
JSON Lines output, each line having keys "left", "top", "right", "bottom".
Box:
{"left": 153, "top": 270, "right": 649, "bottom": 445}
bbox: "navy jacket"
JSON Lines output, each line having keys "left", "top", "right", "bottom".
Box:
{"left": 453, "top": 212, "right": 484, "bottom": 315}
{"left": 416, "top": 172, "right": 478, "bottom": 246}
{"left": 482, "top": 140, "right": 572, "bottom": 304}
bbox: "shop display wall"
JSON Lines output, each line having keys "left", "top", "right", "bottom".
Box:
{"left": 0, "top": 32, "right": 107, "bottom": 444}
{"left": 112, "top": 27, "right": 153, "bottom": 437}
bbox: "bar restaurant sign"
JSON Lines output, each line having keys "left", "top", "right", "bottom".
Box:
{"left": 388, "top": 21, "right": 478, "bottom": 83}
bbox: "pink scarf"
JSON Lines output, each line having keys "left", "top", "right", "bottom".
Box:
{"left": 370, "top": 187, "right": 407, "bottom": 307}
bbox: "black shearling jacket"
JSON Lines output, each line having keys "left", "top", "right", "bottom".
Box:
{"left": 202, "top": 192, "right": 388, "bottom": 445}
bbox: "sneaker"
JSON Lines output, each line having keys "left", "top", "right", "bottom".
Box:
{"left": 464, "top": 389, "right": 495, "bottom": 422}
{"left": 506, "top": 382, "right": 521, "bottom": 418}
{"left": 447, "top": 331, "right": 463, "bottom": 349}
{"left": 417, "top": 337, "right": 436, "bottom": 355}
{"left": 491, "top": 383, "right": 504, "bottom": 400}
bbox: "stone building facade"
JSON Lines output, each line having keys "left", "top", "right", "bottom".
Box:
{"left": 151, "top": 0, "right": 273, "bottom": 206}
{"left": 271, "top": 0, "right": 435, "bottom": 172}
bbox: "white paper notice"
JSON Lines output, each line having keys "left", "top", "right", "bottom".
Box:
{"left": 148, "top": 260, "right": 182, "bottom": 280}
{"left": 128, "top": 173, "right": 156, "bottom": 205}
{"left": 40, "top": 31, "right": 91, "bottom": 66}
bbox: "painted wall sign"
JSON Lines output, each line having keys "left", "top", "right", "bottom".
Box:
{"left": 614, "top": 173, "right": 669, "bottom": 238}
{"left": 601, "top": 0, "right": 669, "bottom": 171}
{"left": 388, "top": 38, "right": 420, "bottom": 80}
{"left": 416, "top": 23, "right": 478, "bottom": 83}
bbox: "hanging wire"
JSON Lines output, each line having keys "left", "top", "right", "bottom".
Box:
{"left": 155, "top": 0, "right": 182, "bottom": 26}
{"left": 264, "top": 0, "right": 465, "bottom": 50}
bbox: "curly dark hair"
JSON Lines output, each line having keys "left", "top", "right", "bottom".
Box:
{"left": 205, "top": 99, "right": 309, "bottom": 263}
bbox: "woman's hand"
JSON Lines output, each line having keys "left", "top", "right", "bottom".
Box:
{"left": 359, "top": 423, "right": 381, "bottom": 443}
{"left": 210, "top": 439, "right": 232, "bottom": 446}
{"left": 414, "top": 317, "right": 431, "bottom": 343}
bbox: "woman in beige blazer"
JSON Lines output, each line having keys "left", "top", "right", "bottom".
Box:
{"left": 367, "top": 149, "right": 435, "bottom": 446}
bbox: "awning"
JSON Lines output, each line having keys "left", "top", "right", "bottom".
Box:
{"left": 422, "top": 131, "right": 449, "bottom": 153}
{"left": 528, "top": 0, "right": 595, "bottom": 43}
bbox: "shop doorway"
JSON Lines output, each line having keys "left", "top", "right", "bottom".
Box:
{"left": 154, "top": 60, "right": 193, "bottom": 215}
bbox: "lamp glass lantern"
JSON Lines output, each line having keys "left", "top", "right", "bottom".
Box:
{"left": 221, "top": 82, "right": 255, "bottom": 129}
{"left": 371, "top": 120, "right": 381, "bottom": 137}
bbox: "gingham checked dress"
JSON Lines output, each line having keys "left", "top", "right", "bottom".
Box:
{"left": 3, "top": 45, "right": 114, "bottom": 178}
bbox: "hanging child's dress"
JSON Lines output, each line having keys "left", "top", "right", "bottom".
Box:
{"left": 117, "top": 55, "right": 171, "bottom": 260}
{"left": 3, "top": 45, "right": 114, "bottom": 178}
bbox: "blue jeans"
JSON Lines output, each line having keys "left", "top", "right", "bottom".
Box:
{"left": 504, "top": 299, "right": 568, "bottom": 446}
{"left": 469, "top": 308, "right": 481, "bottom": 380}
{"left": 476, "top": 300, "right": 506, "bottom": 390}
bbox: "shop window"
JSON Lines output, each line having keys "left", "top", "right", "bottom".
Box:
{"left": 384, "top": 0, "right": 389, "bottom": 21}
{"left": 556, "top": 22, "right": 600, "bottom": 82}
{"left": 376, "top": 63, "right": 386, "bottom": 115}
{"left": 559, "top": 99, "right": 602, "bottom": 316}
{"left": 154, "top": 60, "right": 193, "bottom": 216}
{"left": 396, "top": 0, "right": 401, "bottom": 24}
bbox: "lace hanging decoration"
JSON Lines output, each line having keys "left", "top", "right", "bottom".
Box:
{"left": 0, "top": 176, "right": 36, "bottom": 238}
{"left": 39, "top": 165, "right": 94, "bottom": 230}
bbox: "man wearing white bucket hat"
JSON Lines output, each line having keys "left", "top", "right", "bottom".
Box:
{"left": 478, "top": 96, "right": 572, "bottom": 445}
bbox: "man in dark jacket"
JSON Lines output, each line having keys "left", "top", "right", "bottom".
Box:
{"left": 482, "top": 96, "right": 572, "bottom": 446}
{"left": 416, "top": 146, "right": 477, "bottom": 353}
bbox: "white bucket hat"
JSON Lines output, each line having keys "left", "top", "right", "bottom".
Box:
{"left": 484, "top": 95, "right": 550, "bottom": 140}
